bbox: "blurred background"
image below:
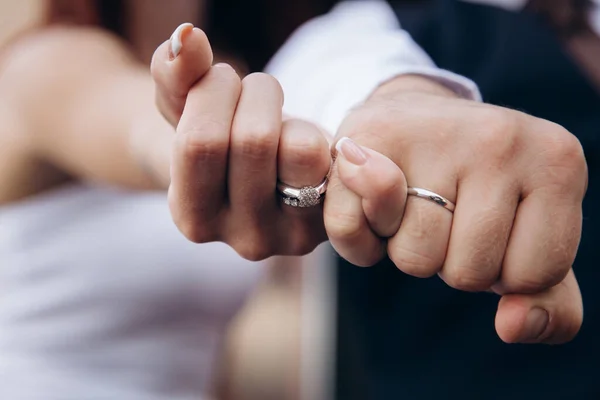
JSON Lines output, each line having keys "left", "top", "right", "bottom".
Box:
{"left": 0, "top": 1, "right": 336, "bottom": 399}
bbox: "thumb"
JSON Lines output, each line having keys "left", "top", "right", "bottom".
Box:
{"left": 333, "top": 137, "right": 408, "bottom": 238}
{"left": 151, "top": 23, "right": 213, "bottom": 127}
{"left": 495, "top": 269, "right": 583, "bottom": 344}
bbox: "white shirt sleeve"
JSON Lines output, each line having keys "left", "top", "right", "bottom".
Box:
{"left": 265, "top": 0, "right": 482, "bottom": 135}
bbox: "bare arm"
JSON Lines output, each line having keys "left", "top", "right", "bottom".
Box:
{"left": 0, "top": 27, "right": 172, "bottom": 191}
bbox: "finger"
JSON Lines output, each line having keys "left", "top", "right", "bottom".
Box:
{"left": 495, "top": 189, "right": 582, "bottom": 294}
{"left": 438, "top": 174, "right": 518, "bottom": 292}
{"left": 278, "top": 119, "right": 331, "bottom": 210}
{"left": 325, "top": 141, "right": 385, "bottom": 267}
{"left": 169, "top": 64, "right": 241, "bottom": 242}
{"left": 277, "top": 119, "right": 331, "bottom": 253}
{"left": 335, "top": 137, "right": 408, "bottom": 238}
{"left": 228, "top": 73, "right": 283, "bottom": 220}
{"left": 384, "top": 149, "right": 455, "bottom": 278}
{"left": 495, "top": 269, "right": 582, "bottom": 344}
{"left": 151, "top": 23, "right": 213, "bottom": 127}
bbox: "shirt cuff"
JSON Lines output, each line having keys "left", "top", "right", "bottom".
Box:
{"left": 265, "top": 0, "right": 482, "bottom": 135}
{"left": 391, "top": 66, "right": 482, "bottom": 102}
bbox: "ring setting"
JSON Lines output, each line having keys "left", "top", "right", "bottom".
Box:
{"left": 277, "top": 178, "right": 328, "bottom": 208}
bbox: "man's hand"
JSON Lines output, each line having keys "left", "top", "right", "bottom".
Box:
{"left": 326, "top": 75, "right": 587, "bottom": 344}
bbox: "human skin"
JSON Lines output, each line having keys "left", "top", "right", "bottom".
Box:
{"left": 156, "top": 24, "right": 586, "bottom": 345}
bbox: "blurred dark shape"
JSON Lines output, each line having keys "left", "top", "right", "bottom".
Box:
{"left": 526, "top": 0, "right": 592, "bottom": 37}
{"left": 207, "top": 0, "right": 337, "bottom": 71}
{"left": 44, "top": 0, "right": 338, "bottom": 71}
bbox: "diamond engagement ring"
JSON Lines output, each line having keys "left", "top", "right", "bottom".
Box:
{"left": 277, "top": 178, "right": 328, "bottom": 208}
{"left": 407, "top": 187, "right": 455, "bottom": 213}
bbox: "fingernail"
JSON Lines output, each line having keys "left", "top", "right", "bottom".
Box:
{"left": 169, "top": 22, "right": 194, "bottom": 60}
{"left": 523, "top": 308, "right": 549, "bottom": 341}
{"left": 335, "top": 137, "right": 368, "bottom": 166}
{"left": 213, "top": 62, "right": 237, "bottom": 75}
{"left": 213, "top": 62, "right": 232, "bottom": 69}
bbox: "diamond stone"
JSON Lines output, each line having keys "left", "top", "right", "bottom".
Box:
{"left": 298, "top": 187, "right": 321, "bottom": 207}
{"left": 282, "top": 197, "right": 299, "bottom": 207}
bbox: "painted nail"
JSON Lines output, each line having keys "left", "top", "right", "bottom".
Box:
{"left": 522, "top": 307, "right": 549, "bottom": 341}
{"left": 169, "top": 22, "right": 194, "bottom": 60}
{"left": 335, "top": 137, "right": 368, "bottom": 165}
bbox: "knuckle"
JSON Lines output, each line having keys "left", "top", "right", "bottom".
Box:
{"left": 179, "top": 223, "right": 212, "bottom": 244}
{"left": 388, "top": 245, "right": 440, "bottom": 277}
{"left": 242, "top": 72, "right": 282, "bottom": 93}
{"left": 325, "top": 211, "right": 363, "bottom": 241}
{"left": 560, "top": 135, "right": 586, "bottom": 171}
{"left": 442, "top": 270, "right": 493, "bottom": 292}
{"left": 444, "top": 267, "right": 498, "bottom": 292}
{"left": 172, "top": 212, "right": 215, "bottom": 243}
{"left": 233, "top": 123, "right": 279, "bottom": 160}
{"left": 543, "top": 123, "right": 587, "bottom": 174}
{"left": 232, "top": 239, "right": 273, "bottom": 262}
{"left": 281, "top": 124, "right": 325, "bottom": 168}
{"left": 352, "top": 251, "right": 385, "bottom": 268}
{"left": 449, "top": 212, "right": 508, "bottom": 284}
{"left": 475, "top": 108, "right": 519, "bottom": 162}
{"left": 180, "top": 122, "right": 229, "bottom": 160}
{"left": 403, "top": 203, "right": 448, "bottom": 242}
{"left": 526, "top": 121, "right": 588, "bottom": 193}
{"left": 167, "top": 188, "right": 219, "bottom": 244}
{"left": 334, "top": 240, "right": 384, "bottom": 267}
{"left": 505, "top": 265, "right": 569, "bottom": 293}
{"left": 546, "top": 240, "right": 578, "bottom": 282}
{"left": 209, "top": 64, "right": 242, "bottom": 90}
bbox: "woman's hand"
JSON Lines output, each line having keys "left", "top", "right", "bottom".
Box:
{"left": 151, "top": 24, "right": 331, "bottom": 260}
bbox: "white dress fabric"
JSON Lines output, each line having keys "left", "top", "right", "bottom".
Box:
{"left": 0, "top": 184, "right": 262, "bottom": 399}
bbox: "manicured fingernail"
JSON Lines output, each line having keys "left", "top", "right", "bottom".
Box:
{"left": 169, "top": 22, "right": 194, "bottom": 60}
{"left": 335, "top": 137, "right": 368, "bottom": 165}
{"left": 523, "top": 308, "right": 549, "bottom": 341}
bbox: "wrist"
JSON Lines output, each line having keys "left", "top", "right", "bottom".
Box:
{"left": 129, "top": 118, "right": 172, "bottom": 190}
{"left": 369, "top": 74, "right": 460, "bottom": 102}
